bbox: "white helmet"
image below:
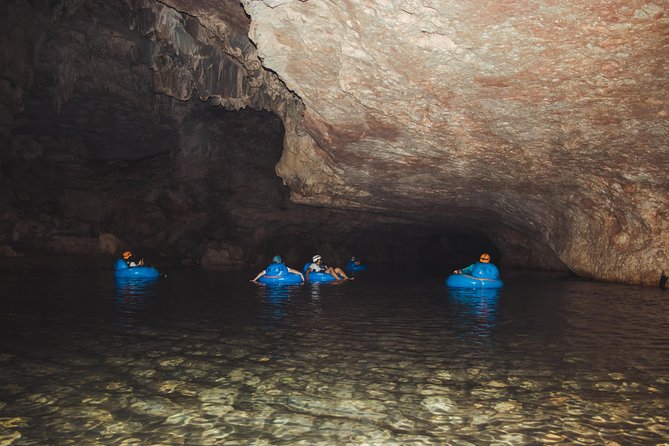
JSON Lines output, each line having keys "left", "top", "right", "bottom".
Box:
{"left": 312, "top": 255, "right": 321, "bottom": 262}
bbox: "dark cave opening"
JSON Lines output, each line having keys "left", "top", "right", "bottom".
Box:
{"left": 3, "top": 93, "right": 500, "bottom": 273}
{"left": 255, "top": 223, "right": 501, "bottom": 276}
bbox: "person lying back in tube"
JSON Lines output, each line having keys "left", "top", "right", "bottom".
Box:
{"left": 307, "top": 255, "right": 352, "bottom": 281}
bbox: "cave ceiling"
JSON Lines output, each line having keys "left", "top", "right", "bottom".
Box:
{"left": 238, "top": 0, "right": 669, "bottom": 285}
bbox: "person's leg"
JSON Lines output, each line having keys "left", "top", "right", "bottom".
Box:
{"left": 325, "top": 267, "right": 340, "bottom": 280}
{"left": 333, "top": 267, "right": 351, "bottom": 280}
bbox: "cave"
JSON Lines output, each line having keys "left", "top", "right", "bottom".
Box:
{"left": 1, "top": 0, "right": 667, "bottom": 285}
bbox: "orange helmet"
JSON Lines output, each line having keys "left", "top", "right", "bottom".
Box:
{"left": 122, "top": 251, "right": 132, "bottom": 260}
{"left": 479, "top": 253, "right": 491, "bottom": 263}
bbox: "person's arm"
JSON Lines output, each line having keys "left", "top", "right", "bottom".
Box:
{"left": 460, "top": 264, "right": 475, "bottom": 275}
{"left": 251, "top": 270, "right": 266, "bottom": 282}
{"left": 288, "top": 267, "right": 305, "bottom": 281}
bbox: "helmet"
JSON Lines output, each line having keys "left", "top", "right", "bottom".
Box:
{"left": 272, "top": 255, "right": 282, "bottom": 263}
{"left": 122, "top": 251, "right": 132, "bottom": 260}
{"left": 479, "top": 253, "right": 491, "bottom": 263}
{"left": 312, "top": 255, "right": 321, "bottom": 262}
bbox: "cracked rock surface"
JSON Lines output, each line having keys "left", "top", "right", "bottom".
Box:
{"left": 242, "top": 0, "right": 668, "bottom": 285}
{"left": 1, "top": 0, "right": 667, "bottom": 285}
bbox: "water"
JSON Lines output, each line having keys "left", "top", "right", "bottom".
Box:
{"left": 0, "top": 267, "right": 668, "bottom": 445}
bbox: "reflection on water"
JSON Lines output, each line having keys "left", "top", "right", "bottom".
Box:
{"left": 255, "top": 284, "right": 300, "bottom": 325}
{"left": 0, "top": 269, "right": 668, "bottom": 445}
{"left": 447, "top": 287, "right": 500, "bottom": 339}
{"left": 114, "top": 277, "right": 159, "bottom": 327}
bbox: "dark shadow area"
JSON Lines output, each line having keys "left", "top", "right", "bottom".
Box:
{"left": 0, "top": 96, "right": 512, "bottom": 274}
{"left": 255, "top": 225, "right": 501, "bottom": 277}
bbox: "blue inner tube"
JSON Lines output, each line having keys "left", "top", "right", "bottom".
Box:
{"left": 303, "top": 262, "right": 337, "bottom": 283}
{"left": 307, "top": 272, "right": 337, "bottom": 283}
{"left": 258, "top": 272, "right": 303, "bottom": 285}
{"left": 257, "top": 263, "right": 304, "bottom": 285}
{"left": 344, "top": 261, "right": 367, "bottom": 273}
{"left": 114, "top": 259, "right": 160, "bottom": 279}
{"left": 445, "top": 274, "right": 503, "bottom": 289}
{"left": 445, "top": 262, "right": 503, "bottom": 289}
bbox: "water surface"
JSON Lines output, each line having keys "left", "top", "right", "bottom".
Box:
{"left": 0, "top": 268, "right": 667, "bottom": 445}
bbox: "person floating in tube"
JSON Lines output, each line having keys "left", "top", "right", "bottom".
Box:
{"left": 252, "top": 255, "right": 304, "bottom": 283}
{"left": 307, "top": 255, "right": 352, "bottom": 281}
{"left": 122, "top": 250, "right": 144, "bottom": 267}
{"left": 453, "top": 253, "right": 493, "bottom": 275}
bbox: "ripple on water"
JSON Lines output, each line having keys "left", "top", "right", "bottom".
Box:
{"left": 1, "top": 272, "right": 668, "bottom": 444}
{"left": 102, "top": 420, "right": 143, "bottom": 436}
{"left": 420, "top": 396, "right": 455, "bottom": 414}
{"left": 129, "top": 396, "right": 182, "bottom": 417}
{"left": 115, "top": 437, "right": 143, "bottom": 446}
{"left": 11, "top": 393, "right": 59, "bottom": 416}
{"left": 0, "top": 428, "right": 22, "bottom": 446}
{"left": 647, "top": 421, "right": 669, "bottom": 437}
{"left": 283, "top": 395, "right": 387, "bottom": 421}
{"left": 198, "top": 387, "right": 236, "bottom": 404}
{"left": 129, "top": 367, "right": 157, "bottom": 379}
{"left": 200, "top": 425, "right": 236, "bottom": 444}
{"left": 271, "top": 413, "right": 315, "bottom": 437}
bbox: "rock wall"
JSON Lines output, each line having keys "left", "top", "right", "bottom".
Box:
{"left": 0, "top": 0, "right": 480, "bottom": 272}
{"left": 0, "top": 0, "right": 306, "bottom": 268}
{"left": 1, "top": 0, "right": 666, "bottom": 285}
{"left": 241, "top": 0, "right": 669, "bottom": 286}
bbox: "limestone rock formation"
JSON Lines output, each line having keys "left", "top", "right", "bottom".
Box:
{"left": 1, "top": 0, "right": 666, "bottom": 285}
{"left": 241, "top": 0, "right": 668, "bottom": 285}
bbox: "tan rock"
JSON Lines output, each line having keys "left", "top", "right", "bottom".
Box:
{"left": 240, "top": 0, "right": 669, "bottom": 285}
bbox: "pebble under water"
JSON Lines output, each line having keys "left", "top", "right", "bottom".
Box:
{"left": 0, "top": 267, "right": 667, "bottom": 445}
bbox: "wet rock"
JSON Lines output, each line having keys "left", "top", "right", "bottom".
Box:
{"left": 0, "top": 428, "right": 21, "bottom": 446}
{"left": 198, "top": 388, "right": 236, "bottom": 405}
{"left": 421, "top": 396, "right": 455, "bottom": 414}
{"left": 129, "top": 396, "right": 182, "bottom": 417}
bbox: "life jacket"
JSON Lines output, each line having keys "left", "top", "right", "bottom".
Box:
{"left": 472, "top": 262, "right": 500, "bottom": 280}
{"left": 265, "top": 263, "right": 288, "bottom": 277}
